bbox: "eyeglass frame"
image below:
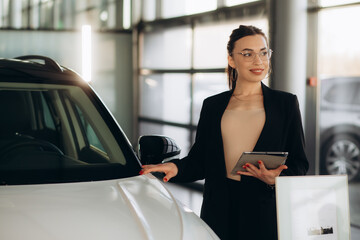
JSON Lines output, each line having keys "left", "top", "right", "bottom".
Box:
{"left": 232, "top": 49, "right": 273, "bottom": 62}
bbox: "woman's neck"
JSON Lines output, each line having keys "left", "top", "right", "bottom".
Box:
{"left": 233, "top": 81, "right": 262, "bottom": 96}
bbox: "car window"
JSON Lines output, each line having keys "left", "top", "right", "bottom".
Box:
{"left": 324, "top": 82, "right": 358, "bottom": 105}
{"left": 40, "top": 92, "right": 57, "bottom": 131}
{"left": 0, "top": 83, "right": 139, "bottom": 185}
{"left": 74, "top": 104, "right": 105, "bottom": 152}
{"left": 353, "top": 84, "right": 360, "bottom": 105}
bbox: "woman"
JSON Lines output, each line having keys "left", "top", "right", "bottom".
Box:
{"left": 141, "top": 25, "right": 309, "bottom": 240}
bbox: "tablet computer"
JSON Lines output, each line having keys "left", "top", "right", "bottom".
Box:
{"left": 230, "top": 151, "right": 288, "bottom": 174}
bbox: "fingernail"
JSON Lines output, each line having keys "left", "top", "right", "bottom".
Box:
{"left": 139, "top": 170, "right": 144, "bottom": 175}
{"left": 258, "top": 161, "right": 261, "bottom": 164}
{"left": 163, "top": 178, "right": 168, "bottom": 182}
{"left": 242, "top": 166, "right": 247, "bottom": 169}
{"left": 246, "top": 164, "right": 250, "bottom": 167}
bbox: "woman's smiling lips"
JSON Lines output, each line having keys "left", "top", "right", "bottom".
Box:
{"left": 250, "top": 68, "right": 264, "bottom": 75}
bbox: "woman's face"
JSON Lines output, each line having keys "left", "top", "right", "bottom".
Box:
{"left": 228, "top": 34, "right": 270, "bottom": 84}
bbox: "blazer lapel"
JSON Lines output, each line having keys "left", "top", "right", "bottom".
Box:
{"left": 253, "top": 83, "right": 276, "bottom": 151}
{"left": 213, "top": 91, "right": 232, "bottom": 176}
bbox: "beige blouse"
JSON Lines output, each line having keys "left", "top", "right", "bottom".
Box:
{"left": 221, "top": 94, "right": 265, "bottom": 181}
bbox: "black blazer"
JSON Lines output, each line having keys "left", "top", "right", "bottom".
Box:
{"left": 171, "top": 83, "right": 309, "bottom": 239}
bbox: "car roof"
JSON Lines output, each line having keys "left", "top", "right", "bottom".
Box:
{"left": 0, "top": 55, "right": 85, "bottom": 85}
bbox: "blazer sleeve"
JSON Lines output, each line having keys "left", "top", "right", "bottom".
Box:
{"left": 169, "top": 99, "right": 211, "bottom": 182}
{"left": 281, "top": 95, "right": 309, "bottom": 176}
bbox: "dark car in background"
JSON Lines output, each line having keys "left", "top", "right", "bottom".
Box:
{"left": 320, "top": 77, "right": 360, "bottom": 181}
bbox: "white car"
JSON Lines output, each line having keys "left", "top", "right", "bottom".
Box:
{"left": 0, "top": 56, "right": 219, "bottom": 240}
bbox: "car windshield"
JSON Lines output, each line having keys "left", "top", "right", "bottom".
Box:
{"left": 0, "top": 82, "right": 140, "bottom": 185}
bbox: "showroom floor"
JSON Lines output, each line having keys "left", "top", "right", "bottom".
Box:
{"left": 165, "top": 182, "right": 360, "bottom": 239}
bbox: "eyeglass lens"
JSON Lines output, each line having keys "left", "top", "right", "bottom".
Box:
{"left": 238, "top": 50, "right": 272, "bottom": 62}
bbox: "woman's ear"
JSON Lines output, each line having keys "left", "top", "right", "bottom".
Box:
{"left": 228, "top": 55, "right": 235, "bottom": 69}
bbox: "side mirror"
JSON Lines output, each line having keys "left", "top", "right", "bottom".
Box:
{"left": 138, "top": 135, "right": 181, "bottom": 165}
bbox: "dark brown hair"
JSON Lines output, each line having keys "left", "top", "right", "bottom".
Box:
{"left": 227, "top": 25, "right": 268, "bottom": 91}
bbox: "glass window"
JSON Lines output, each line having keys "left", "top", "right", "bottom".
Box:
{"left": 142, "top": 0, "right": 156, "bottom": 21}
{"left": 161, "top": 0, "right": 217, "bottom": 19}
{"left": 0, "top": 84, "right": 137, "bottom": 185}
{"left": 74, "top": 0, "right": 125, "bottom": 30}
{"left": 225, "top": 0, "right": 260, "bottom": 6}
{"left": 74, "top": 104, "right": 105, "bottom": 152}
{"left": 1, "top": 0, "right": 130, "bottom": 31}
{"left": 53, "top": 0, "right": 62, "bottom": 29}
{"left": 319, "top": 0, "right": 360, "bottom": 7}
{"left": 323, "top": 81, "right": 358, "bottom": 105}
{"left": 192, "top": 72, "right": 229, "bottom": 124}
{"left": 318, "top": 6, "right": 360, "bottom": 77}
{"left": 21, "top": 0, "right": 29, "bottom": 28}
{"left": 57, "top": 86, "right": 125, "bottom": 165}
{"left": 0, "top": 0, "right": 9, "bottom": 27}
{"left": 75, "top": 8, "right": 101, "bottom": 30}
{"left": 193, "top": 21, "right": 238, "bottom": 69}
{"left": 139, "top": 74, "right": 191, "bottom": 124}
{"left": 141, "top": 26, "right": 192, "bottom": 69}
{"left": 39, "top": 0, "right": 54, "bottom": 29}
{"left": 8, "top": 0, "right": 22, "bottom": 28}
{"left": 317, "top": 5, "right": 360, "bottom": 228}
{"left": 40, "top": 92, "right": 56, "bottom": 130}
{"left": 354, "top": 83, "right": 360, "bottom": 105}
{"left": 193, "top": 18, "right": 268, "bottom": 69}
{"left": 139, "top": 122, "right": 190, "bottom": 158}
{"left": 123, "top": 0, "right": 131, "bottom": 29}
{"left": 30, "top": 1, "right": 40, "bottom": 29}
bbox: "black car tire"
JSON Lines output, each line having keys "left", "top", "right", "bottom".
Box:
{"left": 321, "top": 134, "right": 360, "bottom": 181}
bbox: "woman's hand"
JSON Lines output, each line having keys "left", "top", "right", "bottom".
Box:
{"left": 140, "top": 162, "right": 179, "bottom": 182}
{"left": 237, "top": 160, "right": 288, "bottom": 185}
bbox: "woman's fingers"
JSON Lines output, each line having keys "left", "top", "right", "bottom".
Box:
{"left": 278, "top": 164, "right": 288, "bottom": 171}
{"left": 237, "top": 171, "right": 252, "bottom": 176}
{"left": 244, "top": 163, "right": 256, "bottom": 173}
{"left": 236, "top": 161, "right": 288, "bottom": 185}
{"left": 275, "top": 164, "right": 288, "bottom": 175}
{"left": 141, "top": 164, "right": 165, "bottom": 174}
{"left": 163, "top": 169, "right": 177, "bottom": 182}
{"left": 140, "top": 162, "right": 178, "bottom": 182}
{"left": 236, "top": 162, "right": 256, "bottom": 177}
{"left": 238, "top": 162, "right": 259, "bottom": 174}
{"left": 258, "top": 160, "right": 266, "bottom": 170}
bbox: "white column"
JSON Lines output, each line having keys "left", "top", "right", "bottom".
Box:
{"left": 270, "top": 0, "right": 308, "bottom": 119}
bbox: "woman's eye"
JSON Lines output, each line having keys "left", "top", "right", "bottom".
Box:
{"left": 243, "top": 53, "right": 252, "bottom": 57}
{"left": 260, "top": 51, "right": 268, "bottom": 56}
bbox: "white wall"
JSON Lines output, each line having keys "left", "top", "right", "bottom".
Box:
{"left": 0, "top": 30, "right": 134, "bottom": 142}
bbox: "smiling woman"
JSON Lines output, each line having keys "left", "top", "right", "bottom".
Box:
{"left": 141, "top": 25, "right": 309, "bottom": 240}
{"left": 227, "top": 26, "right": 271, "bottom": 90}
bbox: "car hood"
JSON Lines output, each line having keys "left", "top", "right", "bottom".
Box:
{"left": 0, "top": 174, "right": 218, "bottom": 240}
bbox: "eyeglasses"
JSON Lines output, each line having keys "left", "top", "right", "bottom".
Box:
{"left": 234, "top": 49, "right": 273, "bottom": 62}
